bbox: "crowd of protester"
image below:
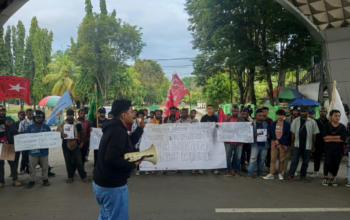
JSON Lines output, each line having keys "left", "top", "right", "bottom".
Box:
{"left": 1, "top": 102, "right": 349, "bottom": 189}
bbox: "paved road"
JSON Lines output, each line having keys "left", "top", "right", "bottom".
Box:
{"left": 0, "top": 146, "right": 349, "bottom": 220}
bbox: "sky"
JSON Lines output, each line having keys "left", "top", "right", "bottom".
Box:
{"left": 5, "top": 0, "right": 198, "bottom": 79}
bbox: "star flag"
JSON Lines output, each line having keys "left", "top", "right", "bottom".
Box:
{"left": 163, "top": 74, "right": 190, "bottom": 117}
{"left": 0, "top": 75, "right": 31, "bottom": 105}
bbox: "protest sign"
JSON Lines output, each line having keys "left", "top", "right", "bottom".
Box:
{"left": 0, "top": 144, "right": 15, "bottom": 161}
{"left": 139, "top": 123, "right": 226, "bottom": 171}
{"left": 89, "top": 128, "right": 103, "bottom": 150}
{"left": 14, "top": 132, "right": 62, "bottom": 152}
{"left": 216, "top": 122, "right": 254, "bottom": 143}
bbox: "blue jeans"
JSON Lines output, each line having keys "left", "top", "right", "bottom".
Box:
{"left": 347, "top": 152, "right": 350, "bottom": 181}
{"left": 93, "top": 181, "right": 129, "bottom": 220}
{"left": 288, "top": 146, "right": 311, "bottom": 178}
{"left": 248, "top": 145, "right": 267, "bottom": 175}
{"left": 225, "top": 144, "right": 242, "bottom": 172}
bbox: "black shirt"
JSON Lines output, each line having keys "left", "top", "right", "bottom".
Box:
{"left": 200, "top": 114, "right": 218, "bottom": 123}
{"left": 322, "top": 123, "right": 346, "bottom": 154}
{"left": 315, "top": 118, "right": 329, "bottom": 146}
{"left": 299, "top": 118, "right": 307, "bottom": 149}
{"left": 0, "top": 119, "right": 5, "bottom": 138}
{"left": 15, "top": 120, "right": 21, "bottom": 131}
{"left": 92, "top": 118, "right": 107, "bottom": 128}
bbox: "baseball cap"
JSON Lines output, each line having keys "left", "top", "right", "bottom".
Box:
{"left": 300, "top": 106, "right": 309, "bottom": 112}
{"left": 308, "top": 109, "right": 316, "bottom": 115}
{"left": 66, "top": 109, "right": 74, "bottom": 115}
{"left": 290, "top": 106, "right": 299, "bottom": 111}
{"left": 98, "top": 107, "right": 106, "bottom": 113}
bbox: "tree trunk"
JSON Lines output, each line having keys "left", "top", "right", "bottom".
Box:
{"left": 20, "top": 99, "right": 24, "bottom": 111}
{"left": 76, "top": 101, "right": 81, "bottom": 109}
{"left": 248, "top": 68, "right": 257, "bottom": 105}
{"left": 229, "top": 68, "right": 233, "bottom": 104}
{"left": 266, "top": 73, "right": 274, "bottom": 106}
{"left": 237, "top": 72, "right": 245, "bottom": 104}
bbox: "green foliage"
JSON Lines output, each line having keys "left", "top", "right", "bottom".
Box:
{"left": 4, "top": 26, "right": 13, "bottom": 75}
{"left": 72, "top": 1, "right": 145, "bottom": 105}
{"left": 203, "top": 74, "right": 231, "bottom": 108}
{"left": 12, "top": 21, "right": 26, "bottom": 76}
{"left": 0, "top": 27, "right": 7, "bottom": 74}
{"left": 85, "top": 0, "right": 93, "bottom": 16}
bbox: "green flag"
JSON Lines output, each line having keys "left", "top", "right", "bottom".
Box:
{"left": 88, "top": 91, "right": 101, "bottom": 124}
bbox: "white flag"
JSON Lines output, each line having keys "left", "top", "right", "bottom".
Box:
{"left": 329, "top": 88, "right": 349, "bottom": 126}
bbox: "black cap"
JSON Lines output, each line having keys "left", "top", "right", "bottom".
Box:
{"left": 98, "top": 107, "right": 106, "bottom": 113}
{"left": 66, "top": 109, "right": 74, "bottom": 115}
{"left": 290, "top": 106, "right": 299, "bottom": 111}
{"left": 18, "top": 111, "right": 25, "bottom": 116}
{"left": 300, "top": 106, "right": 309, "bottom": 112}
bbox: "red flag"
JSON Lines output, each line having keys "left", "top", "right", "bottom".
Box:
{"left": 218, "top": 107, "right": 226, "bottom": 122}
{"left": 163, "top": 74, "right": 190, "bottom": 117}
{"left": 0, "top": 75, "right": 31, "bottom": 105}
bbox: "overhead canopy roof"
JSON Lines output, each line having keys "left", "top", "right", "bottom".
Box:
{"left": 0, "top": 0, "right": 29, "bottom": 27}
{"left": 286, "top": 0, "right": 350, "bottom": 30}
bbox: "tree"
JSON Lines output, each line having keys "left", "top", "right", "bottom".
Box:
{"left": 43, "top": 50, "right": 80, "bottom": 100}
{"left": 12, "top": 21, "right": 26, "bottom": 77}
{"left": 4, "top": 26, "right": 13, "bottom": 75}
{"left": 203, "top": 74, "right": 231, "bottom": 108}
{"left": 72, "top": 0, "right": 145, "bottom": 105}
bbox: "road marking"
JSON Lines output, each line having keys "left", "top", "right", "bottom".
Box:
{"left": 216, "top": 208, "right": 350, "bottom": 213}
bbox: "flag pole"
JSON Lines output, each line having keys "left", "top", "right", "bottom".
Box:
{"left": 95, "top": 84, "right": 98, "bottom": 126}
{"left": 330, "top": 80, "right": 336, "bottom": 111}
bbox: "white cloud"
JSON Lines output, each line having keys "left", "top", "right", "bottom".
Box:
{"left": 5, "top": 0, "right": 197, "bottom": 78}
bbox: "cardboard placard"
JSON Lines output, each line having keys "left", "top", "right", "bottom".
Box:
{"left": 0, "top": 144, "right": 15, "bottom": 161}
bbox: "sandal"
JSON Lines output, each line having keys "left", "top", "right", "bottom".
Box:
{"left": 82, "top": 178, "right": 92, "bottom": 183}
{"left": 173, "top": 170, "right": 180, "bottom": 174}
{"left": 66, "top": 179, "right": 74, "bottom": 184}
{"left": 191, "top": 170, "right": 198, "bottom": 174}
{"left": 283, "top": 177, "right": 293, "bottom": 182}
{"left": 301, "top": 178, "right": 309, "bottom": 183}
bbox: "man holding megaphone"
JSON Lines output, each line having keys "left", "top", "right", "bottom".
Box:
{"left": 93, "top": 99, "right": 145, "bottom": 220}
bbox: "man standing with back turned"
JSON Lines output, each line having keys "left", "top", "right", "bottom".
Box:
{"left": 93, "top": 99, "right": 145, "bottom": 220}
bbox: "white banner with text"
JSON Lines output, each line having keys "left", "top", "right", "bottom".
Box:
{"left": 14, "top": 132, "right": 62, "bottom": 151}
{"left": 139, "top": 123, "right": 226, "bottom": 171}
{"left": 216, "top": 122, "right": 254, "bottom": 143}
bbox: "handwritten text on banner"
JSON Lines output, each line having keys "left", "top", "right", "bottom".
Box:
{"left": 216, "top": 122, "right": 254, "bottom": 143}
{"left": 89, "top": 128, "right": 103, "bottom": 150}
{"left": 139, "top": 123, "right": 226, "bottom": 171}
{"left": 14, "top": 132, "right": 62, "bottom": 152}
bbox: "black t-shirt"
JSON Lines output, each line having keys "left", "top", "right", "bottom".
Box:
{"left": 299, "top": 118, "right": 307, "bottom": 149}
{"left": 0, "top": 119, "right": 5, "bottom": 138}
{"left": 315, "top": 118, "right": 329, "bottom": 145}
{"left": 200, "top": 114, "right": 218, "bottom": 123}
{"left": 15, "top": 120, "right": 21, "bottom": 131}
{"left": 92, "top": 118, "right": 107, "bottom": 128}
{"left": 256, "top": 122, "right": 265, "bottom": 147}
{"left": 322, "top": 123, "right": 346, "bottom": 154}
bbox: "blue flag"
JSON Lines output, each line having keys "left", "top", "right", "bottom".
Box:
{"left": 46, "top": 90, "right": 73, "bottom": 125}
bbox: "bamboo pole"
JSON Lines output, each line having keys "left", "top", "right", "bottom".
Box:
{"left": 95, "top": 84, "right": 98, "bottom": 126}
{"left": 330, "top": 80, "right": 336, "bottom": 111}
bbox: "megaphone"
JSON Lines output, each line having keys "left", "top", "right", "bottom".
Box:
{"left": 124, "top": 144, "right": 158, "bottom": 165}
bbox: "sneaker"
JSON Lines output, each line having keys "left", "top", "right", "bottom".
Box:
{"left": 278, "top": 174, "right": 284, "bottom": 180}
{"left": 198, "top": 170, "right": 204, "bottom": 175}
{"left": 136, "top": 171, "right": 140, "bottom": 176}
{"left": 247, "top": 175, "right": 253, "bottom": 179}
{"left": 294, "top": 171, "right": 298, "bottom": 177}
{"left": 145, "top": 171, "right": 150, "bottom": 175}
{"left": 346, "top": 181, "right": 350, "bottom": 187}
{"left": 322, "top": 178, "right": 329, "bottom": 186}
{"left": 36, "top": 165, "right": 40, "bottom": 169}
{"left": 263, "top": 174, "right": 274, "bottom": 180}
{"left": 48, "top": 172, "right": 55, "bottom": 177}
{"left": 330, "top": 179, "right": 338, "bottom": 187}
{"left": 191, "top": 170, "right": 198, "bottom": 174}
{"left": 160, "top": 171, "right": 166, "bottom": 174}
{"left": 213, "top": 170, "right": 220, "bottom": 175}
{"left": 310, "top": 171, "right": 318, "bottom": 178}
{"left": 151, "top": 172, "right": 156, "bottom": 174}
{"left": 13, "top": 180, "right": 21, "bottom": 186}
{"left": 42, "top": 180, "right": 50, "bottom": 186}
{"left": 223, "top": 171, "right": 234, "bottom": 177}
{"left": 27, "top": 181, "right": 35, "bottom": 189}
{"left": 0, "top": 183, "right": 4, "bottom": 188}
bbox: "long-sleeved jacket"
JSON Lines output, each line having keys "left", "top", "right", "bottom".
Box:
{"left": 270, "top": 120, "right": 290, "bottom": 147}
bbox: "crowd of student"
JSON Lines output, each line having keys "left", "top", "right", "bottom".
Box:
{"left": 1, "top": 102, "right": 349, "bottom": 189}
{"left": 131, "top": 105, "right": 350, "bottom": 188}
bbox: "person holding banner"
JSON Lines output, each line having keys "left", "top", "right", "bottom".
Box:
{"left": 149, "top": 110, "right": 163, "bottom": 124}
{"left": 164, "top": 107, "right": 178, "bottom": 123}
{"left": 0, "top": 107, "right": 21, "bottom": 188}
{"left": 57, "top": 109, "right": 91, "bottom": 184}
{"left": 26, "top": 110, "right": 51, "bottom": 189}
{"left": 92, "top": 107, "right": 108, "bottom": 167}
{"left": 223, "top": 106, "right": 245, "bottom": 177}
{"left": 247, "top": 109, "right": 270, "bottom": 179}
{"left": 93, "top": 99, "right": 144, "bottom": 220}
